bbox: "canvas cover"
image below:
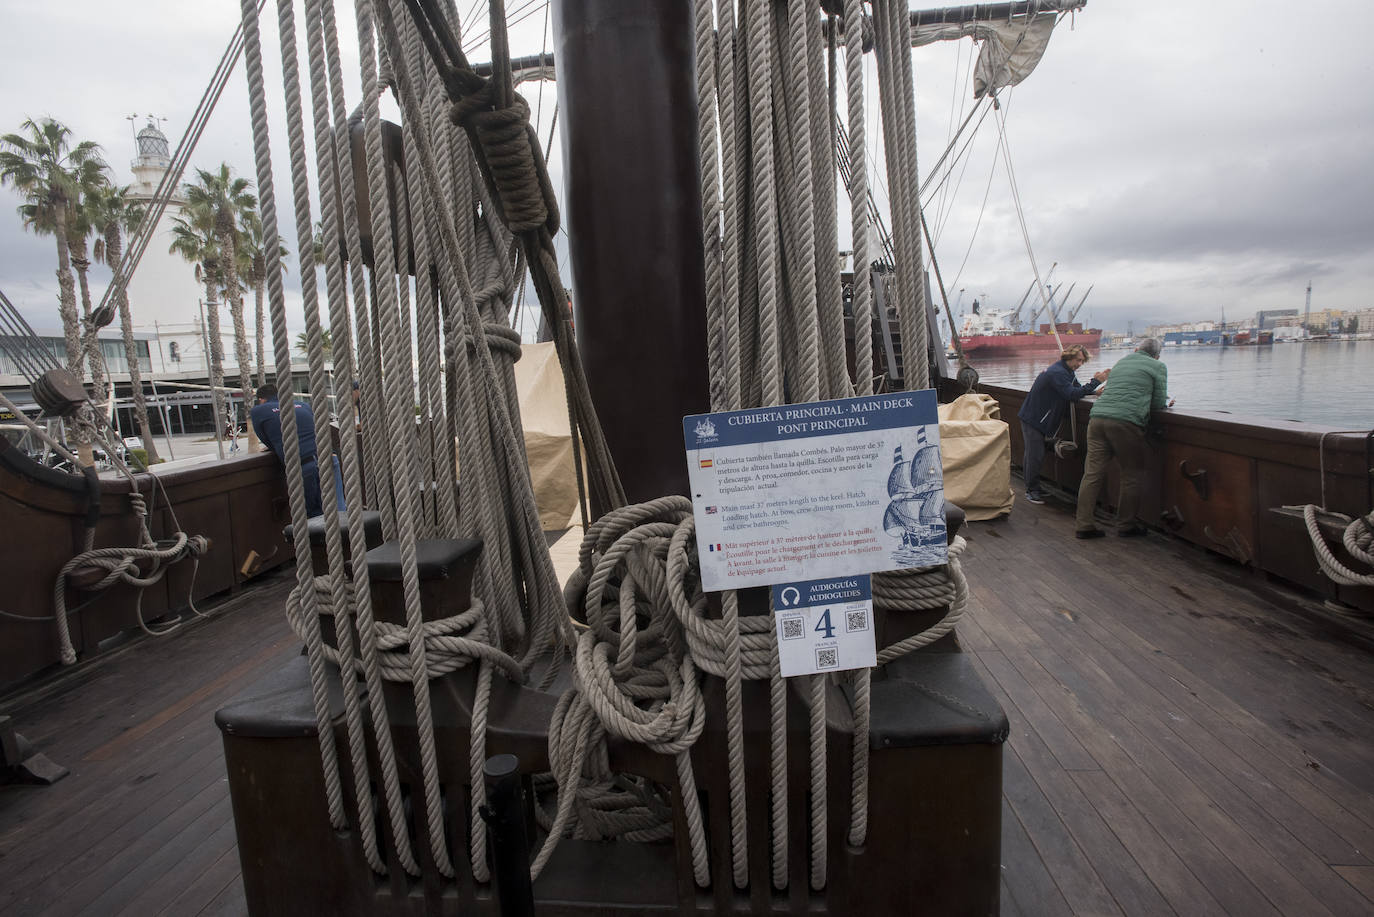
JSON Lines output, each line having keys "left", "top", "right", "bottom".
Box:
{"left": 507, "top": 350, "right": 1012, "bottom": 527}
{"left": 938, "top": 392, "right": 1014, "bottom": 520}
{"left": 512, "top": 341, "right": 585, "bottom": 531}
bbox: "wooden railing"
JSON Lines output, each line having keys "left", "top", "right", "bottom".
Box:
{"left": 0, "top": 440, "right": 295, "bottom": 690}
{"left": 941, "top": 379, "right": 1374, "bottom": 614}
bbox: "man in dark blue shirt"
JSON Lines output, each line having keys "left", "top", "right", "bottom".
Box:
{"left": 250, "top": 383, "right": 343, "bottom": 517}
{"left": 1016, "top": 345, "right": 1109, "bottom": 504}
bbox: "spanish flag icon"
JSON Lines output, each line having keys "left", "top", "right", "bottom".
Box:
{"left": 699, "top": 458, "right": 713, "bottom": 468}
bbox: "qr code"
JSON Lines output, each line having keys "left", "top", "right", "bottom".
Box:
{"left": 815, "top": 647, "right": 839, "bottom": 669}
{"left": 846, "top": 609, "right": 870, "bottom": 633}
{"left": 781, "top": 616, "right": 805, "bottom": 640}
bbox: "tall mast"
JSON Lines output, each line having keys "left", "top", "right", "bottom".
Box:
{"left": 553, "top": 0, "right": 707, "bottom": 508}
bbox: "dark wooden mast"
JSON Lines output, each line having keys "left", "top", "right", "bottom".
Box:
{"left": 552, "top": 0, "right": 708, "bottom": 509}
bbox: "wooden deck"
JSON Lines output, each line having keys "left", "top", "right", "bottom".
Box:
{"left": 2, "top": 503, "right": 1372, "bottom": 916}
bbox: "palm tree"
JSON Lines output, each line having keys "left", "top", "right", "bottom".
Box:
{"left": 185, "top": 166, "right": 256, "bottom": 431}
{"left": 168, "top": 203, "right": 229, "bottom": 444}
{"left": 295, "top": 328, "right": 332, "bottom": 359}
{"left": 237, "top": 209, "right": 289, "bottom": 389}
{"left": 65, "top": 156, "right": 112, "bottom": 414}
{"left": 91, "top": 183, "right": 160, "bottom": 464}
{"left": 0, "top": 118, "right": 104, "bottom": 375}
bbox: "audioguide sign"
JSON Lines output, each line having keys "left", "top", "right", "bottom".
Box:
{"left": 683, "top": 390, "right": 947, "bottom": 593}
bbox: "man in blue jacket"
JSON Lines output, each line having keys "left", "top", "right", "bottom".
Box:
{"left": 1017, "top": 345, "right": 1109, "bottom": 504}
{"left": 250, "top": 383, "right": 344, "bottom": 517}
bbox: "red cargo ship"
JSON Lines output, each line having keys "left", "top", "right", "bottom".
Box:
{"left": 955, "top": 307, "right": 1103, "bottom": 356}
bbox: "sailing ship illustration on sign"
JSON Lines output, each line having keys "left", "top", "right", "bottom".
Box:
{"left": 883, "top": 428, "right": 947, "bottom": 566}
{"left": 693, "top": 417, "right": 718, "bottom": 444}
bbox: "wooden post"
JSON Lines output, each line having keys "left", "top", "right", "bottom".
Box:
{"left": 552, "top": 0, "right": 709, "bottom": 509}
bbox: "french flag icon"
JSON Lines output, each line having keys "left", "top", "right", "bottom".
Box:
{"left": 708, "top": 543, "right": 723, "bottom": 552}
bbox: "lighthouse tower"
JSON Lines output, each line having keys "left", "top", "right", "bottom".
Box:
{"left": 122, "top": 117, "right": 221, "bottom": 374}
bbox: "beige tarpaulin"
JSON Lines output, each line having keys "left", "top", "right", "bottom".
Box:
{"left": 938, "top": 392, "right": 1014, "bottom": 520}
{"left": 513, "top": 341, "right": 585, "bottom": 531}
{"left": 509, "top": 349, "right": 1012, "bottom": 526}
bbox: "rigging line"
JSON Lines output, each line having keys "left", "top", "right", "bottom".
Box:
{"left": 945, "top": 140, "right": 1000, "bottom": 292}
{"left": 859, "top": 44, "right": 890, "bottom": 222}
{"left": 460, "top": 0, "right": 485, "bottom": 40}
{"left": 0, "top": 287, "right": 61, "bottom": 373}
{"left": 931, "top": 5, "right": 1046, "bottom": 238}
{"left": 532, "top": 0, "right": 551, "bottom": 135}
{"left": 833, "top": 122, "right": 897, "bottom": 267}
{"left": 995, "top": 98, "right": 1063, "bottom": 350}
{"left": 915, "top": 96, "right": 988, "bottom": 217}
{"left": 935, "top": 32, "right": 972, "bottom": 229}
{"left": 460, "top": 0, "right": 545, "bottom": 55}
{"left": 92, "top": 0, "right": 268, "bottom": 328}
{"left": 0, "top": 304, "right": 54, "bottom": 383}
{"left": 939, "top": 42, "right": 979, "bottom": 231}
{"left": 932, "top": 91, "right": 1001, "bottom": 246}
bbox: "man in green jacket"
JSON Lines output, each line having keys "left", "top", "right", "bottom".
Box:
{"left": 1075, "top": 338, "right": 1173, "bottom": 538}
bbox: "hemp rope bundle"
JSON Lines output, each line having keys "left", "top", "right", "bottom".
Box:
{"left": 239, "top": 0, "right": 965, "bottom": 896}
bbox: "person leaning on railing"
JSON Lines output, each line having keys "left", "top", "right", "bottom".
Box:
{"left": 250, "top": 383, "right": 345, "bottom": 518}
{"left": 1017, "top": 344, "right": 1109, "bottom": 505}
{"left": 1074, "top": 338, "right": 1174, "bottom": 539}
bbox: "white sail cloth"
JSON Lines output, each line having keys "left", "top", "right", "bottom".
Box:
{"left": 911, "top": 12, "right": 1060, "bottom": 99}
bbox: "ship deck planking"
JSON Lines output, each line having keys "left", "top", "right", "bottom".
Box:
{"left": 2, "top": 505, "right": 1371, "bottom": 916}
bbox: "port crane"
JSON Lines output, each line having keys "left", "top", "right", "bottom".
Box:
{"left": 1009, "top": 262, "right": 1055, "bottom": 330}
{"left": 1065, "top": 284, "right": 1094, "bottom": 324}
{"left": 1028, "top": 281, "right": 1070, "bottom": 328}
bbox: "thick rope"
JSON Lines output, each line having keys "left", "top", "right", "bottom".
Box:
{"left": 240, "top": 0, "right": 348, "bottom": 836}
{"left": 536, "top": 498, "right": 710, "bottom": 885}
{"left": 1299, "top": 505, "right": 1374, "bottom": 587}
{"left": 309, "top": 0, "right": 420, "bottom": 875}
{"left": 357, "top": 0, "right": 456, "bottom": 877}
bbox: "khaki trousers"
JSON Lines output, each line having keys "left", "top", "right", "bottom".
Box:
{"left": 1075, "top": 417, "right": 1147, "bottom": 530}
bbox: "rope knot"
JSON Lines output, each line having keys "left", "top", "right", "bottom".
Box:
{"left": 445, "top": 66, "right": 559, "bottom": 235}
{"left": 446, "top": 322, "right": 522, "bottom": 367}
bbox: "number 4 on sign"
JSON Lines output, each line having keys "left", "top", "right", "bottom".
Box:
{"left": 770, "top": 574, "right": 876, "bottom": 677}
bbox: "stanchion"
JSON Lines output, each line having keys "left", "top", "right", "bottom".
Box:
{"left": 481, "top": 753, "right": 536, "bottom": 917}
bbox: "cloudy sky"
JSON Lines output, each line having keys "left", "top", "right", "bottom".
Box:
{"left": 0, "top": 0, "right": 1369, "bottom": 339}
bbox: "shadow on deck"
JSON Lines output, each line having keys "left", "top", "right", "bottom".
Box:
{"left": 2, "top": 506, "right": 1372, "bottom": 916}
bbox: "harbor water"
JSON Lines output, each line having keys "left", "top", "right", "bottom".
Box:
{"left": 967, "top": 339, "right": 1374, "bottom": 429}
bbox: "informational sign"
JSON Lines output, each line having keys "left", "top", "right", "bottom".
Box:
{"left": 771, "top": 574, "right": 876, "bottom": 676}
{"left": 684, "top": 391, "right": 946, "bottom": 592}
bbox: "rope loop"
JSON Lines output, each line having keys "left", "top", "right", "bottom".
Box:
{"left": 285, "top": 574, "right": 525, "bottom": 682}
{"left": 1299, "top": 504, "right": 1374, "bottom": 587}
{"left": 53, "top": 530, "right": 208, "bottom": 664}
{"left": 446, "top": 66, "right": 558, "bottom": 235}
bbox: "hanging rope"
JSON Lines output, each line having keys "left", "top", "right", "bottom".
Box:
{"left": 231, "top": 0, "right": 984, "bottom": 899}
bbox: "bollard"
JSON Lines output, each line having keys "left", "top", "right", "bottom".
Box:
{"left": 481, "top": 753, "right": 536, "bottom": 917}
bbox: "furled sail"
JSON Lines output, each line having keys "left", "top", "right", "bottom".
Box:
{"left": 911, "top": 12, "right": 1060, "bottom": 98}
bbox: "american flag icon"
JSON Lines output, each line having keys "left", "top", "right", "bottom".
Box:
{"left": 705, "top": 506, "right": 718, "bottom": 514}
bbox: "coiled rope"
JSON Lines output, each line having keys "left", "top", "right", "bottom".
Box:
{"left": 1298, "top": 506, "right": 1374, "bottom": 588}
{"left": 235, "top": 0, "right": 976, "bottom": 897}
{"left": 1, "top": 390, "right": 210, "bottom": 665}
